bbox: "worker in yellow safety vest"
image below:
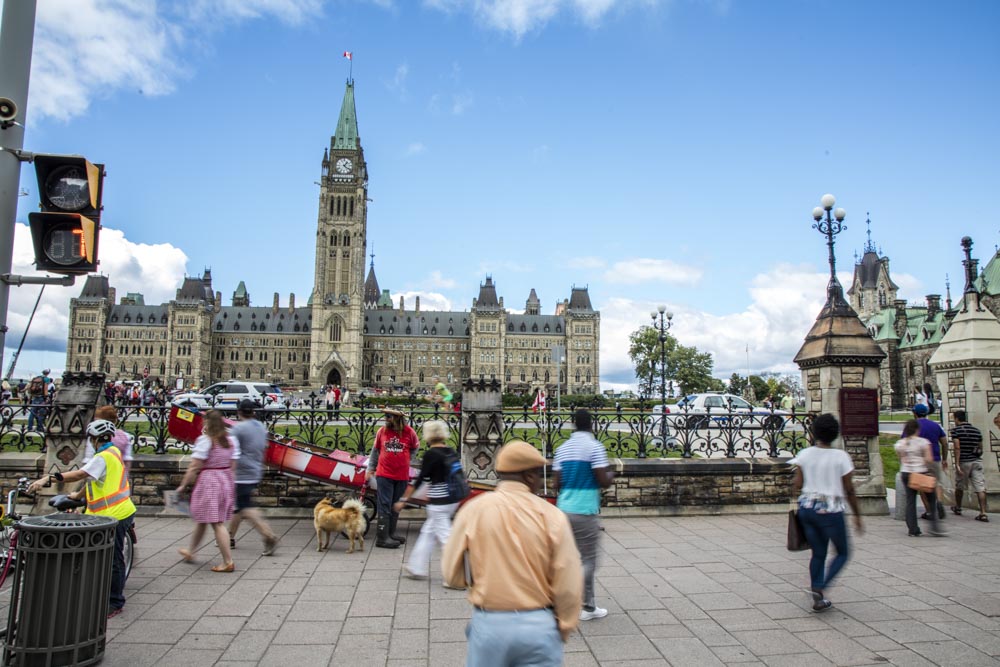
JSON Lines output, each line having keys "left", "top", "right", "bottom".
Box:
{"left": 30, "top": 419, "right": 137, "bottom": 619}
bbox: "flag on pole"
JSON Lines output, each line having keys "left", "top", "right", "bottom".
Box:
{"left": 531, "top": 388, "right": 547, "bottom": 413}
{"left": 343, "top": 51, "right": 352, "bottom": 60}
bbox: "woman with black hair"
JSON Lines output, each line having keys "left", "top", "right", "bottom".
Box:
{"left": 790, "top": 414, "right": 863, "bottom": 612}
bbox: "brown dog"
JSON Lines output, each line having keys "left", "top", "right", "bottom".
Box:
{"left": 313, "top": 497, "right": 366, "bottom": 553}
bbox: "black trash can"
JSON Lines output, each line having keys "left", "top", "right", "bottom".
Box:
{"left": 2, "top": 512, "right": 117, "bottom": 667}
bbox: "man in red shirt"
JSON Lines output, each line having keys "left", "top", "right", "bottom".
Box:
{"left": 366, "top": 408, "right": 419, "bottom": 548}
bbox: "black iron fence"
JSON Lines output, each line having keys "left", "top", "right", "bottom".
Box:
{"left": 0, "top": 394, "right": 814, "bottom": 459}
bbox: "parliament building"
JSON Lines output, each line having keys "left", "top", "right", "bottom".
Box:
{"left": 65, "top": 81, "right": 601, "bottom": 395}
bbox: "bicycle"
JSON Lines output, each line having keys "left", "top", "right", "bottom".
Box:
{"left": 0, "top": 478, "right": 136, "bottom": 584}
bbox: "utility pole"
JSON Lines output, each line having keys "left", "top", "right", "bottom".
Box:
{"left": 0, "top": 0, "right": 39, "bottom": 375}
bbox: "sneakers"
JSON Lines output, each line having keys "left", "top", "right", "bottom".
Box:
{"left": 107, "top": 607, "right": 124, "bottom": 619}
{"left": 579, "top": 606, "right": 608, "bottom": 621}
{"left": 262, "top": 536, "right": 279, "bottom": 556}
{"left": 403, "top": 566, "right": 428, "bottom": 580}
{"left": 812, "top": 599, "right": 833, "bottom": 613}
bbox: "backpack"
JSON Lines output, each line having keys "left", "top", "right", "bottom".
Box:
{"left": 443, "top": 449, "right": 470, "bottom": 503}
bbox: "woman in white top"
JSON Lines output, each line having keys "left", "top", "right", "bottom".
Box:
{"left": 894, "top": 419, "right": 940, "bottom": 537}
{"left": 790, "top": 414, "right": 863, "bottom": 613}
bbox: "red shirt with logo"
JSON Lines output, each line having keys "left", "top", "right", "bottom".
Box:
{"left": 373, "top": 425, "right": 419, "bottom": 480}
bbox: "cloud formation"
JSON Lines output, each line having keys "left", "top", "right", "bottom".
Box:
{"left": 390, "top": 291, "right": 454, "bottom": 312}
{"left": 404, "top": 142, "right": 426, "bottom": 157}
{"left": 604, "top": 258, "right": 702, "bottom": 286}
{"left": 26, "top": 0, "right": 324, "bottom": 122}
{"left": 6, "top": 224, "right": 188, "bottom": 357}
{"left": 422, "top": 0, "right": 656, "bottom": 37}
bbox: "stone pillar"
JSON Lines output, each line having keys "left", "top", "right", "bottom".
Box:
{"left": 459, "top": 377, "right": 504, "bottom": 484}
{"left": 795, "top": 284, "right": 888, "bottom": 515}
{"left": 929, "top": 239, "right": 1000, "bottom": 507}
{"left": 38, "top": 372, "right": 106, "bottom": 506}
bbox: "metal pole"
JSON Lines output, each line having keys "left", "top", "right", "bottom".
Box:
{"left": 0, "top": 0, "right": 38, "bottom": 377}
{"left": 5, "top": 284, "right": 43, "bottom": 380}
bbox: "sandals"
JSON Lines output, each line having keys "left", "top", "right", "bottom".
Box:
{"left": 951, "top": 506, "right": 962, "bottom": 515}
{"left": 976, "top": 514, "right": 989, "bottom": 522}
{"left": 211, "top": 561, "right": 235, "bottom": 573}
{"left": 177, "top": 548, "right": 195, "bottom": 563}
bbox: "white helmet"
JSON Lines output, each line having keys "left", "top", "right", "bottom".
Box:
{"left": 86, "top": 419, "right": 116, "bottom": 439}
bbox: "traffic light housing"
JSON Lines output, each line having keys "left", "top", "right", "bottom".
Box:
{"left": 28, "top": 155, "right": 104, "bottom": 274}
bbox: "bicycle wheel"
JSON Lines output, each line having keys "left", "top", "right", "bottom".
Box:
{"left": 123, "top": 531, "right": 135, "bottom": 580}
{"left": 0, "top": 523, "right": 14, "bottom": 564}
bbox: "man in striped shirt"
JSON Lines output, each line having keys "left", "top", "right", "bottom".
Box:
{"left": 553, "top": 409, "right": 614, "bottom": 620}
{"left": 951, "top": 410, "right": 988, "bottom": 522}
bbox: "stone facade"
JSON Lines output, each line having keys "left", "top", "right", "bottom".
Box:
{"left": 65, "top": 80, "right": 600, "bottom": 396}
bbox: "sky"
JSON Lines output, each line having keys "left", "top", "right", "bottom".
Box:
{"left": 2, "top": 0, "right": 998, "bottom": 389}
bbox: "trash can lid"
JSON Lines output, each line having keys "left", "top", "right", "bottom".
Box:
{"left": 19, "top": 513, "right": 118, "bottom": 532}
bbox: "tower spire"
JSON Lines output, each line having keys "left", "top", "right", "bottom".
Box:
{"left": 864, "top": 212, "right": 876, "bottom": 254}
{"left": 333, "top": 80, "right": 359, "bottom": 150}
{"left": 945, "top": 273, "right": 953, "bottom": 310}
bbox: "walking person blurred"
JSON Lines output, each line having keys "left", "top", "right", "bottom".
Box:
{"left": 895, "top": 419, "right": 944, "bottom": 536}
{"left": 228, "top": 400, "right": 280, "bottom": 555}
{"left": 912, "top": 403, "right": 948, "bottom": 520}
{"left": 443, "top": 440, "right": 582, "bottom": 666}
{"left": 394, "top": 420, "right": 460, "bottom": 579}
{"left": 553, "top": 409, "right": 614, "bottom": 621}
{"left": 951, "top": 410, "right": 989, "bottom": 522}
{"left": 790, "top": 414, "right": 863, "bottom": 612}
{"left": 176, "top": 410, "right": 240, "bottom": 572}
{"left": 367, "top": 408, "right": 419, "bottom": 548}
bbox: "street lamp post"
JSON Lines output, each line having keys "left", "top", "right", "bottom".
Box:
{"left": 811, "top": 193, "right": 848, "bottom": 305}
{"left": 649, "top": 305, "right": 673, "bottom": 452}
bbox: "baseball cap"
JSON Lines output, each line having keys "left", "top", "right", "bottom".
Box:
{"left": 912, "top": 404, "right": 929, "bottom": 416}
{"left": 238, "top": 399, "right": 257, "bottom": 413}
{"left": 496, "top": 440, "right": 547, "bottom": 473}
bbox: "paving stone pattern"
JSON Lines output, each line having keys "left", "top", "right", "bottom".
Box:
{"left": 5, "top": 512, "right": 999, "bottom": 666}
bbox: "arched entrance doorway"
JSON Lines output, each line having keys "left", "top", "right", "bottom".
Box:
{"left": 326, "top": 368, "right": 342, "bottom": 387}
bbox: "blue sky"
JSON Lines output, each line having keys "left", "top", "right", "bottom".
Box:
{"left": 4, "top": 0, "right": 999, "bottom": 387}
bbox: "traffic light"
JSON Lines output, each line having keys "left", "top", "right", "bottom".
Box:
{"left": 28, "top": 155, "right": 104, "bottom": 274}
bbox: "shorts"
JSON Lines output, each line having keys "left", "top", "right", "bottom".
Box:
{"left": 926, "top": 460, "right": 944, "bottom": 485}
{"left": 957, "top": 461, "right": 986, "bottom": 493}
{"left": 235, "top": 483, "right": 258, "bottom": 512}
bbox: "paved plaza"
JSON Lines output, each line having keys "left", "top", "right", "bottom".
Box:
{"left": 4, "top": 507, "right": 984, "bottom": 667}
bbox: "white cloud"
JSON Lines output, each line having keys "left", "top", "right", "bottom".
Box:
{"left": 6, "top": 223, "right": 188, "bottom": 356}
{"left": 566, "top": 256, "right": 607, "bottom": 270}
{"left": 452, "top": 91, "right": 474, "bottom": 115}
{"left": 604, "top": 258, "right": 702, "bottom": 285}
{"left": 385, "top": 62, "right": 409, "bottom": 98}
{"left": 24, "top": 0, "right": 324, "bottom": 122}
{"left": 425, "top": 270, "right": 457, "bottom": 289}
{"left": 421, "top": 0, "right": 657, "bottom": 37}
{"left": 598, "top": 264, "right": 852, "bottom": 389}
{"left": 391, "top": 291, "right": 453, "bottom": 312}
{"left": 404, "top": 142, "right": 426, "bottom": 157}
{"left": 478, "top": 260, "right": 533, "bottom": 274}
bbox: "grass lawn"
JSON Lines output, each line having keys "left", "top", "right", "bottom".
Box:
{"left": 880, "top": 434, "right": 899, "bottom": 489}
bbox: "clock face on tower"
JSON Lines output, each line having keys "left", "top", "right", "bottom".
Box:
{"left": 335, "top": 158, "right": 353, "bottom": 174}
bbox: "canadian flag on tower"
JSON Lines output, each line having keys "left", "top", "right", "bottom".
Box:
{"left": 343, "top": 51, "right": 352, "bottom": 60}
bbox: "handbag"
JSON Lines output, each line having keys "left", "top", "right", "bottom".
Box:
{"left": 786, "top": 509, "right": 809, "bottom": 551}
{"left": 907, "top": 472, "right": 936, "bottom": 494}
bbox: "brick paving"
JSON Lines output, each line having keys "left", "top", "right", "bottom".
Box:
{"left": 9, "top": 510, "right": 1000, "bottom": 666}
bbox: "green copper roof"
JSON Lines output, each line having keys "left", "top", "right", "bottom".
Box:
{"left": 975, "top": 249, "right": 1000, "bottom": 296}
{"left": 234, "top": 281, "right": 248, "bottom": 298}
{"left": 334, "top": 81, "right": 359, "bottom": 150}
{"left": 377, "top": 288, "right": 393, "bottom": 308}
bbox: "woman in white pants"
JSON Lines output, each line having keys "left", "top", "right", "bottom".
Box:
{"left": 394, "top": 420, "right": 459, "bottom": 580}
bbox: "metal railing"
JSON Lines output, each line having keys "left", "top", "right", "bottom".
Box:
{"left": 0, "top": 395, "right": 814, "bottom": 459}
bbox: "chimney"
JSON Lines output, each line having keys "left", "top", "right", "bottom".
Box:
{"left": 499, "top": 296, "right": 504, "bottom": 309}
{"left": 273, "top": 292, "right": 280, "bottom": 314}
{"left": 415, "top": 296, "right": 420, "bottom": 313}
{"left": 214, "top": 291, "right": 222, "bottom": 313}
{"left": 926, "top": 294, "right": 941, "bottom": 319}
{"left": 893, "top": 299, "right": 908, "bottom": 337}
{"left": 399, "top": 295, "right": 404, "bottom": 314}
{"left": 289, "top": 293, "right": 295, "bottom": 312}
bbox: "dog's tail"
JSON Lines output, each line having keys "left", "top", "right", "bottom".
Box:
{"left": 342, "top": 498, "right": 367, "bottom": 533}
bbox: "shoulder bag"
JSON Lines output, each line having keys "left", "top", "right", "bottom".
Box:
{"left": 786, "top": 508, "right": 809, "bottom": 551}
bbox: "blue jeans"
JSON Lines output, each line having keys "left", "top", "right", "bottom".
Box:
{"left": 466, "top": 608, "right": 562, "bottom": 667}
{"left": 110, "top": 514, "right": 134, "bottom": 611}
{"left": 26, "top": 400, "right": 47, "bottom": 432}
{"left": 797, "top": 506, "right": 849, "bottom": 592}
{"left": 376, "top": 477, "right": 408, "bottom": 519}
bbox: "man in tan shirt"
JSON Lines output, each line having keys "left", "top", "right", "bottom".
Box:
{"left": 442, "top": 440, "right": 582, "bottom": 667}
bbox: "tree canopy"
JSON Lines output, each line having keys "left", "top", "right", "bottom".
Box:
{"left": 628, "top": 325, "right": 722, "bottom": 398}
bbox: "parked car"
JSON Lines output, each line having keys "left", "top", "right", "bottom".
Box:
{"left": 172, "top": 381, "right": 286, "bottom": 411}
{"left": 646, "top": 404, "right": 674, "bottom": 443}
{"left": 673, "top": 393, "right": 789, "bottom": 430}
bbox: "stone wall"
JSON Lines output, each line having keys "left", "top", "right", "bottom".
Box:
{"left": 0, "top": 453, "right": 795, "bottom": 518}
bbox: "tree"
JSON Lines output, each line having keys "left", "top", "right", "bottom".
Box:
{"left": 628, "top": 325, "right": 720, "bottom": 398}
